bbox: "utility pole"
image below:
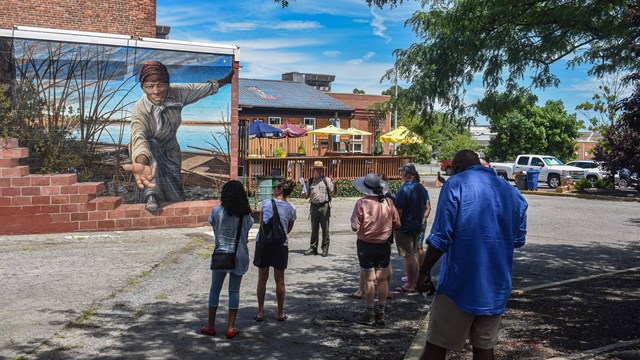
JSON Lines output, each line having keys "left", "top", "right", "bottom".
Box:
{"left": 393, "top": 55, "right": 399, "bottom": 154}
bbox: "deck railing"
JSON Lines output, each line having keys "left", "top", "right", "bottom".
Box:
{"left": 245, "top": 155, "right": 412, "bottom": 184}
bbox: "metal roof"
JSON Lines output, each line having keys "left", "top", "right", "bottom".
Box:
{"left": 239, "top": 79, "right": 353, "bottom": 111}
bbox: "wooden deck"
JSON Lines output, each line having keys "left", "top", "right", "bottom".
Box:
{"left": 245, "top": 155, "right": 412, "bottom": 184}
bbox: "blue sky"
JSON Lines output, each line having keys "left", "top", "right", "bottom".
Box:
{"left": 156, "top": 0, "right": 624, "bottom": 125}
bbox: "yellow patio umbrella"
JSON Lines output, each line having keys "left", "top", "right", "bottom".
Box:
{"left": 307, "top": 125, "right": 349, "bottom": 155}
{"left": 307, "top": 124, "right": 349, "bottom": 135}
{"left": 345, "top": 127, "right": 372, "bottom": 136}
{"left": 379, "top": 126, "right": 423, "bottom": 144}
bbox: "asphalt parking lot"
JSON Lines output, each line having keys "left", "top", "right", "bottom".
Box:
{"left": 1, "top": 185, "right": 639, "bottom": 359}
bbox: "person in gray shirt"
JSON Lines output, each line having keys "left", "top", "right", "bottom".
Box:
{"left": 304, "top": 161, "right": 337, "bottom": 257}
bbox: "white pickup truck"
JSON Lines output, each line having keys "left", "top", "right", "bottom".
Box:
{"left": 490, "top": 154, "right": 586, "bottom": 188}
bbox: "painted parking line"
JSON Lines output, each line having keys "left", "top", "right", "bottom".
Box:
{"left": 512, "top": 266, "right": 640, "bottom": 295}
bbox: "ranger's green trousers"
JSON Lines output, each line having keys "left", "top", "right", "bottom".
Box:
{"left": 309, "top": 202, "right": 331, "bottom": 253}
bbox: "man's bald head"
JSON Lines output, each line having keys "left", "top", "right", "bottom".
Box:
{"left": 452, "top": 150, "right": 481, "bottom": 174}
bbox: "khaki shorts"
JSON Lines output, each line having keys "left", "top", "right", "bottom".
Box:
{"left": 426, "top": 294, "right": 502, "bottom": 351}
{"left": 395, "top": 230, "right": 418, "bottom": 256}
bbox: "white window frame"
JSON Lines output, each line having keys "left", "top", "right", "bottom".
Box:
{"left": 351, "top": 143, "right": 363, "bottom": 153}
{"left": 330, "top": 118, "right": 341, "bottom": 143}
{"left": 303, "top": 117, "right": 316, "bottom": 130}
{"left": 351, "top": 135, "right": 363, "bottom": 141}
{"left": 268, "top": 116, "right": 281, "bottom": 125}
{"left": 304, "top": 118, "right": 317, "bottom": 147}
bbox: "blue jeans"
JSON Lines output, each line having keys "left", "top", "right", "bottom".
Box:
{"left": 209, "top": 271, "right": 243, "bottom": 309}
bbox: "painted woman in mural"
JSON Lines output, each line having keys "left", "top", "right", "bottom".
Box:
{"left": 123, "top": 60, "right": 234, "bottom": 211}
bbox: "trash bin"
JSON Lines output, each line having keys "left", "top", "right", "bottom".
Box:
{"left": 527, "top": 168, "right": 540, "bottom": 191}
{"left": 257, "top": 176, "right": 284, "bottom": 200}
{"left": 514, "top": 173, "right": 528, "bottom": 191}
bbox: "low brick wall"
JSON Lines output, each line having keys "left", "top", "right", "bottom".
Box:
{"left": 0, "top": 138, "right": 218, "bottom": 235}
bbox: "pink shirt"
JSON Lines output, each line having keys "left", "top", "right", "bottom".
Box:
{"left": 351, "top": 196, "right": 401, "bottom": 244}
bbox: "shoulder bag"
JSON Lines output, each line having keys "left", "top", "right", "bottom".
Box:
{"left": 258, "top": 199, "right": 287, "bottom": 247}
{"left": 210, "top": 215, "right": 243, "bottom": 270}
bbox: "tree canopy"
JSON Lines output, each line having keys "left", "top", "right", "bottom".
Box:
{"left": 593, "top": 74, "right": 640, "bottom": 175}
{"left": 391, "top": 1, "right": 639, "bottom": 117}
{"left": 485, "top": 98, "right": 582, "bottom": 162}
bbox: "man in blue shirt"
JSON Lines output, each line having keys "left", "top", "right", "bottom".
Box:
{"left": 417, "top": 150, "right": 527, "bottom": 359}
{"left": 394, "top": 163, "right": 429, "bottom": 293}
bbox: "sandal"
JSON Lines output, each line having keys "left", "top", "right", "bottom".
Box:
{"left": 347, "top": 291, "right": 363, "bottom": 299}
{"left": 254, "top": 314, "right": 264, "bottom": 322}
{"left": 278, "top": 314, "right": 288, "bottom": 321}
{"left": 394, "top": 286, "right": 416, "bottom": 293}
{"left": 226, "top": 328, "right": 239, "bottom": 339}
{"left": 200, "top": 326, "right": 216, "bottom": 336}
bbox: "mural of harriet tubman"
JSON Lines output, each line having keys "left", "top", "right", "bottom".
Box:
{"left": 123, "top": 60, "right": 234, "bottom": 211}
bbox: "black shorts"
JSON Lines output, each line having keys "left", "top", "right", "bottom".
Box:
{"left": 253, "top": 242, "right": 288, "bottom": 270}
{"left": 357, "top": 239, "right": 391, "bottom": 270}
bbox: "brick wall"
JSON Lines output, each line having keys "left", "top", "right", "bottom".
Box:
{"left": 327, "top": 93, "right": 392, "bottom": 154}
{"left": 0, "top": 138, "right": 218, "bottom": 235}
{"left": 0, "top": 0, "right": 157, "bottom": 37}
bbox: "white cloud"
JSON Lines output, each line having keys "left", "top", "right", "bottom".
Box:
{"left": 370, "top": 9, "right": 391, "bottom": 42}
{"left": 323, "top": 50, "right": 342, "bottom": 57}
{"left": 270, "top": 20, "right": 322, "bottom": 30}
{"left": 347, "top": 51, "right": 376, "bottom": 65}
{"left": 213, "top": 21, "right": 260, "bottom": 32}
{"left": 211, "top": 20, "right": 322, "bottom": 33}
{"left": 353, "top": 19, "right": 370, "bottom": 24}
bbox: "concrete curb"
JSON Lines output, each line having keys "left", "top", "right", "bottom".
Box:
{"left": 520, "top": 189, "right": 640, "bottom": 202}
{"left": 403, "top": 304, "right": 431, "bottom": 360}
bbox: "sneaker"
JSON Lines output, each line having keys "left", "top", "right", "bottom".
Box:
{"left": 375, "top": 311, "right": 385, "bottom": 326}
{"left": 401, "top": 275, "right": 408, "bottom": 283}
{"left": 145, "top": 195, "right": 159, "bottom": 212}
{"left": 355, "top": 310, "right": 375, "bottom": 326}
{"left": 304, "top": 248, "right": 317, "bottom": 256}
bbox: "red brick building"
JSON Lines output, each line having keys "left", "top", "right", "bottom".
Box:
{"left": 575, "top": 131, "right": 602, "bottom": 160}
{"left": 327, "top": 93, "right": 392, "bottom": 154}
{"left": 0, "top": 0, "right": 157, "bottom": 37}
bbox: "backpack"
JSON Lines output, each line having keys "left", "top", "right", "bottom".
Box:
{"left": 258, "top": 199, "right": 287, "bottom": 247}
{"left": 308, "top": 176, "right": 332, "bottom": 203}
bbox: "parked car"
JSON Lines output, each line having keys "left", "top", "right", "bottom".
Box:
{"left": 565, "top": 160, "right": 607, "bottom": 186}
{"left": 441, "top": 158, "right": 489, "bottom": 175}
{"left": 618, "top": 168, "right": 640, "bottom": 188}
{"left": 490, "top": 154, "right": 585, "bottom": 188}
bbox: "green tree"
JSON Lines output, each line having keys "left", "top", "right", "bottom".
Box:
{"left": 486, "top": 100, "right": 582, "bottom": 162}
{"left": 352, "top": 88, "right": 365, "bottom": 94}
{"left": 438, "top": 133, "right": 479, "bottom": 161}
{"left": 575, "top": 74, "right": 628, "bottom": 132}
{"left": 594, "top": 74, "right": 640, "bottom": 179}
{"left": 388, "top": 0, "right": 639, "bottom": 116}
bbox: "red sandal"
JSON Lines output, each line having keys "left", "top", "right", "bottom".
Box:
{"left": 226, "top": 328, "right": 239, "bottom": 339}
{"left": 200, "top": 327, "right": 216, "bottom": 336}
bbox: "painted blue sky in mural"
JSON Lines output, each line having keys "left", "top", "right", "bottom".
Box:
{"left": 13, "top": 39, "right": 233, "bottom": 124}
{"left": 157, "top": 0, "right": 631, "bottom": 125}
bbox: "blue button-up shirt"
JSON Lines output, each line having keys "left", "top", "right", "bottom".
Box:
{"left": 427, "top": 165, "right": 527, "bottom": 315}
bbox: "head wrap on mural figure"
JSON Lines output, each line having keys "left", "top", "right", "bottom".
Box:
{"left": 139, "top": 60, "right": 170, "bottom": 85}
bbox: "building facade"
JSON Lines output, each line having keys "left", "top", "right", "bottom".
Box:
{"left": 0, "top": 0, "right": 157, "bottom": 37}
